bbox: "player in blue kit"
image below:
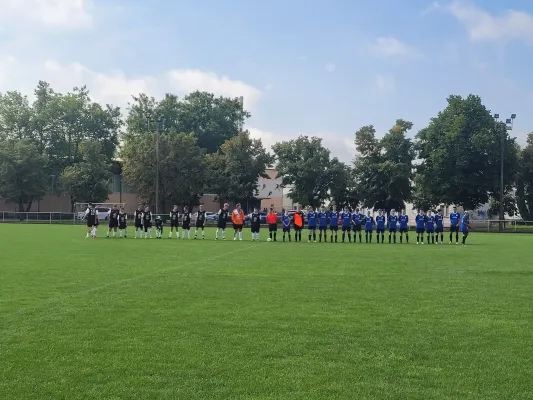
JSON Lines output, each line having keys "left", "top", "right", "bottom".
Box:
{"left": 388, "top": 210, "right": 398, "bottom": 243}
{"left": 365, "top": 210, "right": 374, "bottom": 243}
{"left": 352, "top": 208, "right": 364, "bottom": 243}
{"left": 328, "top": 206, "right": 339, "bottom": 242}
{"left": 340, "top": 207, "right": 352, "bottom": 243}
{"left": 426, "top": 211, "right": 435, "bottom": 244}
{"left": 449, "top": 206, "right": 461, "bottom": 245}
{"left": 375, "top": 210, "right": 386, "bottom": 243}
{"left": 307, "top": 206, "right": 318, "bottom": 242}
{"left": 415, "top": 210, "right": 426, "bottom": 244}
{"left": 282, "top": 210, "right": 291, "bottom": 242}
{"left": 318, "top": 206, "right": 328, "bottom": 242}
{"left": 435, "top": 209, "right": 444, "bottom": 244}
{"left": 399, "top": 209, "right": 409, "bottom": 244}
{"left": 461, "top": 211, "right": 471, "bottom": 245}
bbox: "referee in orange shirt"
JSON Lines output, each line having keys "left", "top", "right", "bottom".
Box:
{"left": 266, "top": 208, "right": 278, "bottom": 241}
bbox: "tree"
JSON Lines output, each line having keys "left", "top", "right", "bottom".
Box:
{"left": 0, "top": 91, "right": 33, "bottom": 140}
{"left": 272, "top": 136, "right": 335, "bottom": 208}
{"left": 205, "top": 131, "right": 273, "bottom": 204}
{"left": 488, "top": 195, "right": 518, "bottom": 218}
{"left": 125, "top": 91, "right": 250, "bottom": 153}
{"left": 60, "top": 141, "right": 112, "bottom": 205}
{"left": 416, "top": 94, "right": 518, "bottom": 210}
{"left": 121, "top": 131, "right": 206, "bottom": 210}
{"left": 354, "top": 120, "right": 415, "bottom": 212}
{"left": 516, "top": 133, "right": 533, "bottom": 220}
{"left": 329, "top": 160, "right": 359, "bottom": 209}
{"left": 0, "top": 139, "right": 47, "bottom": 211}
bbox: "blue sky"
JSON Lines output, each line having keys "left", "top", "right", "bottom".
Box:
{"left": 1, "top": 0, "right": 533, "bottom": 162}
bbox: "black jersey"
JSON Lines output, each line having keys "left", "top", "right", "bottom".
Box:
{"left": 118, "top": 212, "right": 127, "bottom": 225}
{"left": 155, "top": 217, "right": 163, "bottom": 228}
{"left": 109, "top": 209, "right": 120, "bottom": 221}
{"left": 143, "top": 211, "right": 152, "bottom": 223}
{"left": 218, "top": 209, "right": 229, "bottom": 222}
{"left": 196, "top": 211, "right": 206, "bottom": 225}
{"left": 250, "top": 212, "right": 260, "bottom": 226}
{"left": 182, "top": 212, "right": 191, "bottom": 224}
{"left": 169, "top": 210, "right": 179, "bottom": 222}
{"left": 135, "top": 210, "right": 143, "bottom": 224}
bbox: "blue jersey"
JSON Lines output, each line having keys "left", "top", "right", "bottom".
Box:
{"left": 365, "top": 216, "right": 374, "bottom": 230}
{"left": 352, "top": 212, "right": 362, "bottom": 226}
{"left": 318, "top": 212, "right": 328, "bottom": 227}
{"left": 461, "top": 215, "right": 469, "bottom": 231}
{"left": 328, "top": 211, "right": 339, "bottom": 227}
{"left": 415, "top": 214, "right": 426, "bottom": 229}
{"left": 282, "top": 215, "right": 290, "bottom": 228}
{"left": 341, "top": 212, "right": 352, "bottom": 227}
{"left": 388, "top": 215, "right": 398, "bottom": 229}
{"left": 426, "top": 215, "right": 435, "bottom": 230}
{"left": 435, "top": 214, "right": 444, "bottom": 228}
{"left": 450, "top": 212, "right": 460, "bottom": 227}
{"left": 399, "top": 214, "right": 409, "bottom": 228}
{"left": 376, "top": 215, "right": 386, "bottom": 230}
{"left": 307, "top": 211, "right": 317, "bottom": 228}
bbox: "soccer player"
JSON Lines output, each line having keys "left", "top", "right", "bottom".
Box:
{"left": 461, "top": 211, "right": 471, "bottom": 246}
{"left": 250, "top": 207, "right": 261, "bottom": 241}
{"left": 215, "top": 203, "right": 229, "bottom": 240}
{"left": 155, "top": 215, "right": 163, "bottom": 239}
{"left": 449, "top": 206, "right": 461, "bottom": 245}
{"left": 85, "top": 202, "right": 97, "bottom": 238}
{"left": 181, "top": 206, "right": 192, "bottom": 239}
{"left": 142, "top": 206, "right": 153, "bottom": 238}
{"left": 232, "top": 203, "right": 245, "bottom": 241}
{"left": 340, "top": 207, "right": 352, "bottom": 243}
{"left": 318, "top": 206, "right": 328, "bottom": 242}
{"left": 293, "top": 206, "right": 304, "bottom": 242}
{"left": 118, "top": 207, "right": 127, "bottom": 238}
{"left": 435, "top": 209, "right": 444, "bottom": 244}
{"left": 106, "top": 204, "right": 120, "bottom": 238}
{"left": 169, "top": 205, "right": 180, "bottom": 238}
{"left": 364, "top": 211, "right": 374, "bottom": 243}
{"left": 134, "top": 205, "right": 143, "bottom": 238}
{"left": 388, "top": 209, "right": 398, "bottom": 243}
{"left": 307, "top": 206, "right": 317, "bottom": 242}
{"left": 94, "top": 214, "right": 100, "bottom": 237}
{"left": 399, "top": 209, "right": 409, "bottom": 244}
{"left": 328, "top": 206, "right": 339, "bottom": 242}
{"left": 426, "top": 210, "right": 435, "bottom": 244}
{"left": 415, "top": 210, "right": 426, "bottom": 244}
{"left": 375, "top": 210, "right": 386, "bottom": 243}
{"left": 352, "top": 208, "right": 363, "bottom": 243}
{"left": 194, "top": 205, "right": 206, "bottom": 239}
{"left": 282, "top": 209, "right": 291, "bottom": 242}
{"left": 266, "top": 208, "right": 278, "bottom": 241}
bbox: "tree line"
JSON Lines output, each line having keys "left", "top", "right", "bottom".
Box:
{"left": 0, "top": 82, "right": 532, "bottom": 219}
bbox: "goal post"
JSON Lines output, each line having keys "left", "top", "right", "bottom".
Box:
{"left": 73, "top": 202, "right": 127, "bottom": 224}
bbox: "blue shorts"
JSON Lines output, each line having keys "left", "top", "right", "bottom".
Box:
{"left": 426, "top": 229, "right": 434, "bottom": 234}
{"left": 450, "top": 225, "right": 459, "bottom": 233}
{"left": 329, "top": 226, "right": 338, "bottom": 231}
{"left": 376, "top": 228, "right": 384, "bottom": 234}
{"left": 416, "top": 227, "right": 425, "bottom": 234}
{"left": 389, "top": 227, "right": 397, "bottom": 233}
{"left": 342, "top": 226, "right": 351, "bottom": 232}
{"left": 399, "top": 227, "right": 408, "bottom": 233}
{"left": 319, "top": 226, "right": 327, "bottom": 231}
{"left": 365, "top": 228, "right": 373, "bottom": 233}
{"left": 435, "top": 226, "right": 443, "bottom": 233}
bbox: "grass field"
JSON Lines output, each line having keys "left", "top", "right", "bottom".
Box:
{"left": 1, "top": 225, "right": 532, "bottom": 400}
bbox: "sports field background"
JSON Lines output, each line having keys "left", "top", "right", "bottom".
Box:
{"left": 1, "top": 225, "right": 532, "bottom": 399}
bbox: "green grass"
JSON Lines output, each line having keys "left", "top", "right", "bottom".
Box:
{"left": 1, "top": 225, "right": 532, "bottom": 400}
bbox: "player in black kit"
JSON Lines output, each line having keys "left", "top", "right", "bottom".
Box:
{"left": 142, "top": 206, "right": 153, "bottom": 239}
{"left": 250, "top": 207, "right": 261, "bottom": 241}
{"left": 85, "top": 202, "right": 97, "bottom": 238}
{"left": 118, "top": 207, "right": 127, "bottom": 238}
{"left": 169, "top": 205, "right": 180, "bottom": 239}
{"left": 106, "top": 204, "right": 120, "bottom": 238}
{"left": 181, "top": 206, "right": 192, "bottom": 239}
{"left": 155, "top": 215, "right": 164, "bottom": 239}
{"left": 215, "top": 203, "right": 229, "bottom": 240}
{"left": 134, "top": 205, "right": 143, "bottom": 238}
{"left": 194, "top": 204, "right": 206, "bottom": 239}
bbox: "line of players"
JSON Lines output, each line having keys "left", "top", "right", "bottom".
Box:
{"left": 84, "top": 203, "right": 471, "bottom": 245}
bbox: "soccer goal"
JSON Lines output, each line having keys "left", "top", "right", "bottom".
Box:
{"left": 73, "top": 202, "right": 127, "bottom": 224}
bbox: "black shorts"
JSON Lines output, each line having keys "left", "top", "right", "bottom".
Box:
{"left": 416, "top": 227, "right": 425, "bottom": 234}
{"left": 233, "top": 223, "right": 243, "bottom": 231}
{"left": 119, "top": 223, "right": 127, "bottom": 230}
{"left": 435, "top": 226, "right": 443, "bottom": 233}
{"left": 144, "top": 222, "right": 152, "bottom": 229}
{"left": 86, "top": 217, "right": 96, "bottom": 227}
{"left": 182, "top": 222, "right": 190, "bottom": 230}
{"left": 399, "top": 227, "right": 408, "bottom": 233}
{"left": 319, "top": 226, "right": 327, "bottom": 231}
{"left": 269, "top": 223, "right": 277, "bottom": 232}
{"left": 308, "top": 226, "right": 316, "bottom": 231}
{"left": 342, "top": 226, "right": 350, "bottom": 232}
{"left": 365, "top": 228, "right": 372, "bottom": 233}
{"left": 330, "top": 226, "right": 338, "bottom": 231}
{"left": 294, "top": 225, "right": 303, "bottom": 231}
{"left": 170, "top": 220, "right": 179, "bottom": 228}
{"left": 389, "top": 228, "right": 397, "bottom": 233}
{"left": 217, "top": 221, "right": 227, "bottom": 229}
{"left": 377, "top": 228, "right": 384, "bottom": 234}
{"left": 353, "top": 225, "right": 362, "bottom": 232}
{"left": 135, "top": 221, "right": 142, "bottom": 229}
{"left": 427, "top": 229, "right": 434, "bottom": 234}
{"left": 251, "top": 224, "right": 260, "bottom": 233}
{"left": 196, "top": 223, "right": 204, "bottom": 229}
{"left": 450, "top": 225, "right": 459, "bottom": 233}
{"left": 283, "top": 226, "right": 290, "bottom": 232}
{"left": 109, "top": 220, "right": 118, "bottom": 228}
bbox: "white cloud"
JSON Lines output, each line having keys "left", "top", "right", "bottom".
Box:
{"left": 0, "top": 57, "right": 263, "bottom": 111}
{"left": 374, "top": 74, "right": 395, "bottom": 93}
{"left": 167, "top": 69, "right": 262, "bottom": 111}
{"left": 248, "top": 127, "right": 355, "bottom": 164}
{"left": 371, "top": 37, "right": 421, "bottom": 58}
{"left": 325, "top": 63, "right": 336, "bottom": 72}
{"left": 0, "top": 0, "right": 93, "bottom": 29}
{"left": 435, "top": 1, "right": 533, "bottom": 44}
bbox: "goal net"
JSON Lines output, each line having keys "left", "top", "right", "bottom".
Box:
{"left": 74, "top": 202, "right": 127, "bottom": 224}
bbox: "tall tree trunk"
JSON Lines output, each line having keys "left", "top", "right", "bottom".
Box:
{"left": 25, "top": 198, "right": 33, "bottom": 212}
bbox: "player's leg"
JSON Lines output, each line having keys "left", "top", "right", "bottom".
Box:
{"left": 449, "top": 227, "right": 453, "bottom": 244}
{"left": 455, "top": 227, "right": 459, "bottom": 244}
{"left": 462, "top": 230, "right": 468, "bottom": 245}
